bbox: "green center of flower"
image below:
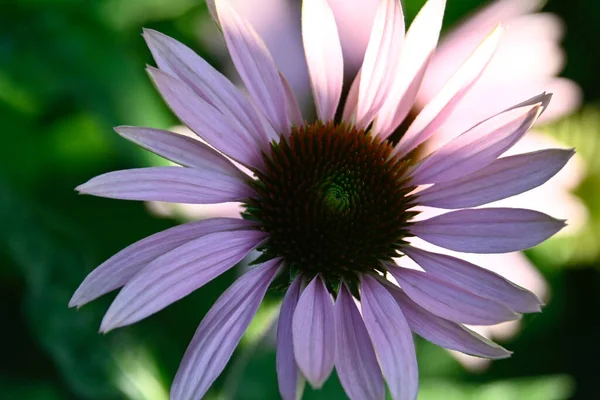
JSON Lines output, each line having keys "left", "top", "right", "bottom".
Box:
{"left": 245, "top": 122, "right": 416, "bottom": 283}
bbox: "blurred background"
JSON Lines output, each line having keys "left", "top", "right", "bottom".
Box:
{"left": 1, "top": 0, "right": 599, "bottom": 399}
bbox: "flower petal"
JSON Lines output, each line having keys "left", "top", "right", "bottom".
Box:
{"left": 417, "top": 148, "right": 574, "bottom": 209}
{"left": 411, "top": 99, "right": 546, "bottom": 184}
{"left": 171, "top": 258, "right": 282, "bottom": 400}
{"left": 374, "top": 0, "right": 446, "bottom": 137}
{"left": 292, "top": 275, "right": 335, "bottom": 388}
{"left": 302, "top": 0, "right": 344, "bottom": 122}
{"left": 69, "top": 218, "right": 254, "bottom": 308}
{"left": 76, "top": 166, "right": 252, "bottom": 204}
{"left": 401, "top": 246, "right": 542, "bottom": 313}
{"left": 394, "top": 25, "right": 504, "bottom": 158}
{"left": 409, "top": 208, "right": 566, "bottom": 253}
{"left": 115, "top": 126, "right": 246, "bottom": 176}
{"left": 280, "top": 72, "right": 304, "bottom": 128}
{"left": 335, "top": 284, "right": 385, "bottom": 400}
{"left": 388, "top": 286, "right": 511, "bottom": 359}
{"left": 360, "top": 274, "right": 418, "bottom": 400}
{"left": 354, "top": 0, "right": 405, "bottom": 129}
{"left": 147, "top": 66, "right": 264, "bottom": 169}
{"left": 143, "top": 29, "right": 274, "bottom": 148}
{"left": 100, "top": 229, "right": 267, "bottom": 331}
{"left": 216, "top": 1, "right": 290, "bottom": 134}
{"left": 277, "top": 275, "right": 305, "bottom": 400}
{"left": 387, "top": 264, "right": 518, "bottom": 325}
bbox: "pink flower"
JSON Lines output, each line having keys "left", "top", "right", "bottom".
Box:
{"left": 72, "top": 0, "right": 574, "bottom": 398}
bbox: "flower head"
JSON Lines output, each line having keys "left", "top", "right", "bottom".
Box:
{"left": 71, "top": 0, "right": 573, "bottom": 398}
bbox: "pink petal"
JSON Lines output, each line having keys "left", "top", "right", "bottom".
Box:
{"left": 143, "top": 29, "right": 275, "bottom": 149}
{"left": 147, "top": 67, "right": 264, "bottom": 169}
{"left": 280, "top": 72, "right": 304, "bottom": 128}
{"left": 69, "top": 218, "right": 255, "bottom": 308}
{"left": 115, "top": 126, "right": 246, "bottom": 177}
{"left": 335, "top": 284, "right": 385, "bottom": 400}
{"left": 411, "top": 98, "right": 547, "bottom": 184}
{"left": 360, "top": 274, "right": 418, "bottom": 400}
{"left": 354, "top": 0, "right": 405, "bottom": 129}
{"left": 388, "top": 286, "right": 511, "bottom": 359}
{"left": 277, "top": 276, "right": 305, "bottom": 400}
{"left": 216, "top": 1, "right": 290, "bottom": 134}
{"left": 292, "top": 275, "right": 335, "bottom": 388}
{"left": 302, "top": 0, "right": 344, "bottom": 122}
{"left": 100, "top": 229, "right": 267, "bottom": 331}
{"left": 76, "top": 166, "right": 252, "bottom": 204}
{"left": 374, "top": 0, "right": 446, "bottom": 137}
{"left": 401, "top": 246, "right": 542, "bottom": 313}
{"left": 394, "top": 25, "right": 504, "bottom": 158}
{"left": 387, "top": 264, "right": 518, "bottom": 325}
{"left": 417, "top": 148, "right": 574, "bottom": 209}
{"left": 171, "top": 258, "right": 282, "bottom": 400}
{"left": 409, "top": 208, "right": 566, "bottom": 253}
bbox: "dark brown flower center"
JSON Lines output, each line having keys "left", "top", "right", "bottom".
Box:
{"left": 245, "top": 122, "right": 416, "bottom": 283}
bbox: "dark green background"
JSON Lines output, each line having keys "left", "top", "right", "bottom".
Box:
{"left": 1, "top": 0, "right": 599, "bottom": 399}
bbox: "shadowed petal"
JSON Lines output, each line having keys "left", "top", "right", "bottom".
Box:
{"left": 335, "top": 284, "right": 385, "bottom": 400}
{"left": 409, "top": 208, "right": 566, "bottom": 253}
{"left": 147, "top": 67, "right": 264, "bottom": 169}
{"left": 354, "top": 0, "right": 405, "bottom": 129}
{"left": 100, "top": 229, "right": 268, "bottom": 331}
{"left": 277, "top": 276, "right": 305, "bottom": 400}
{"left": 417, "top": 148, "right": 574, "bottom": 209}
{"left": 216, "top": 1, "right": 290, "bottom": 134}
{"left": 115, "top": 126, "right": 247, "bottom": 176}
{"left": 411, "top": 99, "right": 545, "bottom": 184}
{"left": 387, "top": 264, "right": 518, "bottom": 325}
{"left": 361, "top": 274, "right": 418, "bottom": 400}
{"left": 388, "top": 286, "right": 512, "bottom": 359}
{"left": 401, "top": 246, "right": 542, "bottom": 313}
{"left": 302, "top": 0, "right": 344, "bottom": 122}
{"left": 143, "top": 29, "right": 275, "bottom": 147}
{"left": 280, "top": 72, "right": 304, "bottom": 127}
{"left": 171, "top": 258, "right": 282, "bottom": 400}
{"left": 76, "top": 167, "right": 253, "bottom": 204}
{"left": 395, "top": 25, "right": 504, "bottom": 158}
{"left": 374, "top": 0, "right": 446, "bottom": 137}
{"left": 292, "top": 276, "right": 335, "bottom": 388}
{"left": 69, "top": 218, "right": 255, "bottom": 307}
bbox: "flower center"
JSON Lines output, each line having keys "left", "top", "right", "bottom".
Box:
{"left": 245, "top": 122, "right": 415, "bottom": 283}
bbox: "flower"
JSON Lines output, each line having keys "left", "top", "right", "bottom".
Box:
{"left": 71, "top": 0, "right": 574, "bottom": 398}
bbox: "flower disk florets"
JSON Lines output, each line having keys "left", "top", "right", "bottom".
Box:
{"left": 246, "top": 122, "right": 416, "bottom": 283}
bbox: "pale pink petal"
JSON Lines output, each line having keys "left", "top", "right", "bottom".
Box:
{"left": 277, "top": 275, "right": 305, "bottom": 400}
{"left": 280, "top": 72, "right": 304, "bottom": 127}
{"left": 216, "top": 1, "right": 290, "bottom": 134}
{"left": 360, "top": 274, "right": 418, "bottom": 400}
{"left": 69, "top": 218, "right": 255, "bottom": 307}
{"left": 143, "top": 29, "right": 275, "bottom": 147}
{"left": 394, "top": 25, "right": 504, "bottom": 158}
{"left": 342, "top": 70, "right": 361, "bottom": 123}
{"left": 302, "top": 0, "right": 344, "bottom": 122}
{"left": 388, "top": 264, "right": 518, "bottom": 325}
{"left": 374, "top": 0, "right": 446, "bottom": 137}
{"left": 417, "top": 148, "right": 574, "bottom": 209}
{"left": 401, "top": 246, "right": 542, "bottom": 313}
{"left": 388, "top": 286, "right": 511, "bottom": 359}
{"left": 327, "top": 0, "right": 380, "bottom": 72}
{"left": 115, "top": 126, "right": 246, "bottom": 177}
{"left": 76, "top": 166, "right": 253, "bottom": 204}
{"left": 206, "top": 0, "right": 217, "bottom": 23}
{"left": 410, "top": 100, "right": 545, "bottom": 184}
{"left": 171, "top": 258, "right": 282, "bottom": 400}
{"left": 292, "top": 275, "right": 335, "bottom": 388}
{"left": 147, "top": 67, "right": 264, "bottom": 169}
{"left": 335, "top": 284, "right": 385, "bottom": 400}
{"left": 354, "top": 0, "right": 405, "bottom": 129}
{"left": 410, "top": 208, "right": 566, "bottom": 253}
{"left": 100, "top": 229, "right": 267, "bottom": 331}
